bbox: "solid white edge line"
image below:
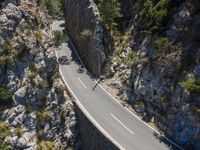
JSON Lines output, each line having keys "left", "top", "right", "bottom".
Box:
{"left": 77, "top": 78, "right": 87, "bottom": 89}
{"left": 55, "top": 50, "right": 126, "bottom": 150}
{"left": 111, "top": 113, "right": 134, "bottom": 135}
{"left": 53, "top": 21, "right": 184, "bottom": 150}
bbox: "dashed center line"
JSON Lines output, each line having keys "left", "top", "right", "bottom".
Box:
{"left": 78, "top": 78, "right": 87, "bottom": 88}
{"left": 111, "top": 113, "right": 134, "bottom": 135}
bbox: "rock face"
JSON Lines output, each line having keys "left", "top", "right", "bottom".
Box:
{"left": 100, "top": 0, "right": 200, "bottom": 149}
{"left": 64, "top": 0, "right": 105, "bottom": 77}
{"left": 0, "top": 1, "right": 80, "bottom": 149}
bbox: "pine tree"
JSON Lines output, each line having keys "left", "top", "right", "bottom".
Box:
{"left": 98, "top": 0, "right": 122, "bottom": 31}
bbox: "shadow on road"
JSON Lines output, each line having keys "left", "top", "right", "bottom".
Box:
{"left": 67, "top": 41, "right": 95, "bottom": 81}
{"left": 58, "top": 56, "right": 70, "bottom": 65}
{"left": 153, "top": 132, "right": 185, "bottom": 150}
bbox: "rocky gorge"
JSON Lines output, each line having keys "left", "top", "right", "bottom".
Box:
{"left": 64, "top": 0, "right": 200, "bottom": 149}
{"left": 0, "top": 0, "right": 199, "bottom": 149}
{"left": 0, "top": 0, "right": 80, "bottom": 149}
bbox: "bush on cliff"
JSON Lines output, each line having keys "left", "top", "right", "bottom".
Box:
{"left": 80, "top": 29, "right": 92, "bottom": 39}
{"left": 53, "top": 31, "right": 69, "bottom": 45}
{"left": 97, "top": 0, "right": 122, "bottom": 31}
{"left": 0, "top": 86, "right": 12, "bottom": 107}
{"left": 0, "top": 122, "right": 11, "bottom": 149}
{"left": 134, "top": 0, "right": 185, "bottom": 33}
{"left": 179, "top": 77, "right": 200, "bottom": 94}
{"left": 38, "top": 0, "right": 64, "bottom": 18}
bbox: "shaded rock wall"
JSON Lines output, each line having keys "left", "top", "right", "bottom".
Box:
{"left": 74, "top": 103, "right": 118, "bottom": 150}
{"left": 64, "top": 0, "right": 105, "bottom": 77}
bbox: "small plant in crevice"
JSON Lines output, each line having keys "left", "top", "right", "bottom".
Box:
{"left": 38, "top": 80, "right": 49, "bottom": 89}
{"left": 37, "top": 128, "right": 44, "bottom": 142}
{"left": 15, "top": 128, "right": 24, "bottom": 138}
{"left": 123, "top": 51, "right": 137, "bottom": 66}
{"left": 28, "top": 72, "right": 37, "bottom": 81}
{"left": 0, "top": 122, "right": 11, "bottom": 149}
{"left": 179, "top": 76, "right": 200, "bottom": 94}
{"left": 0, "top": 86, "right": 12, "bottom": 107}
{"left": 37, "top": 140, "right": 63, "bottom": 150}
{"left": 34, "top": 30, "right": 43, "bottom": 44}
{"left": 25, "top": 104, "right": 33, "bottom": 114}
{"left": 36, "top": 110, "right": 51, "bottom": 123}
{"left": 55, "top": 85, "right": 65, "bottom": 94}
{"left": 38, "top": 0, "right": 65, "bottom": 19}
{"left": 153, "top": 36, "right": 181, "bottom": 56}
{"left": 53, "top": 31, "right": 69, "bottom": 45}
{"left": 30, "top": 63, "right": 39, "bottom": 73}
{"left": 80, "top": 29, "right": 92, "bottom": 39}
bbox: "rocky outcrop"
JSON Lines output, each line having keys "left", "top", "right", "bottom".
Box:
{"left": 64, "top": 0, "right": 105, "bottom": 77}
{"left": 0, "top": 1, "right": 80, "bottom": 149}
{"left": 101, "top": 0, "right": 200, "bottom": 149}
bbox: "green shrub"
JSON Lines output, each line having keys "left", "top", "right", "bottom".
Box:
{"left": 39, "top": 0, "right": 64, "bottom": 18}
{"left": 16, "top": 44, "right": 29, "bottom": 61}
{"left": 55, "top": 85, "right": 65, "bottom": 94}
{"left": 0, "top": 86, "right": 12, "bottom": 106}
{"left": 26, "top": 104, "right": 33, "bottom": 114}
{"left": 179, "top": 77, "right": 200, "bottom": 94}
{"left": 36, "top": 111, "right": 51, "bottom": 123}
{"left": 134, "top": 0, "right": 184, "bottom": 33}
{"left": 34, "top": 30, "right": 43, "bottom": 43}
{"left": 15, "top": 128, "right": 24, "bottom": 138}
{"left": 20, "top": 24, "right": 32, "bottom": 33}
{"left": 0, "top": 122, "right": 11, "bottom": 149}
{"left": 138, "top": 100, "right": 145, "bottom": 108}
{"left": 32, "top": 8, "right": 43, "bottom": 27}
{"left": 53, "top": 31, "right": 69, "bottom": 45}
{"left": 3, "top": 39, "right": 12, "bottom": 53}
{"left": 4, "top": 56, "right": 12, "bottom": 64}
{"left": 38, "top": 81, "right": 49, "bottom": 89}
{"left": 37, "top": 140, "right": 63, "bottom": 150}
{"left": 97, "top": 0, "right": 122, "bottom": 31}
{"left": 37, "top": 129, "right": 44, "bottom": 141}
{"left": 51, "top": 72, "right": 60, "bottom": 80}
{"left": 153, "top": 36, "right": 180, "bottom": 55}
{"left": 80, "top": 29, "right": 92, "bottom": 39}
{"left": 28, "top": 72, "right": 37, "bottom": 81}
{"left": 30, "top": 63, "right": 38, "bottom": 73}
{"left": 124, "top": 51, "right": 137, "bottom": 65}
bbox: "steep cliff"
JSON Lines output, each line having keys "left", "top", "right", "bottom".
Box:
{"left": 64, "top": 0, "right": 105, "bottom": 77}
{"left": 101, "top": 0, "right": 200, "bottom": 149}
{"left": 0, "top": 0, "right": 80, "bottom": 149}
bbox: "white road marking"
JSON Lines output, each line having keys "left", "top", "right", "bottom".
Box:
{"left": 111, "top": 113, "right": 134, "bottom": 135}
{"left": 78, "top": 78, "right": 87, "bottom": 88}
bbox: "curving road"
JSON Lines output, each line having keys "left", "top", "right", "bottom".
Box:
{"left": 52, "top": 20, "right": 184, "bottom": 150}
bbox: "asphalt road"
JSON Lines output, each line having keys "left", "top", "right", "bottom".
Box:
{"left": 52, "top": 20, "right": 184, "bottom": 150}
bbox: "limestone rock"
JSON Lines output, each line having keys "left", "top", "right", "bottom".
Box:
{"left": 64, "top": 0, "right": 105, "bottom": 77}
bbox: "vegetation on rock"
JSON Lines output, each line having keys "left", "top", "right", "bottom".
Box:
{"left": 180, "top": 76, "right": 200, "bottom": 94}
{"left": 0, "top": 86, "right": 12, "bottom": 107}
{"left": 0, "top": 122, "right": 11, "bottom": 149}
{"left": 53, "top": 31, "right": 69, "bottom": 45}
